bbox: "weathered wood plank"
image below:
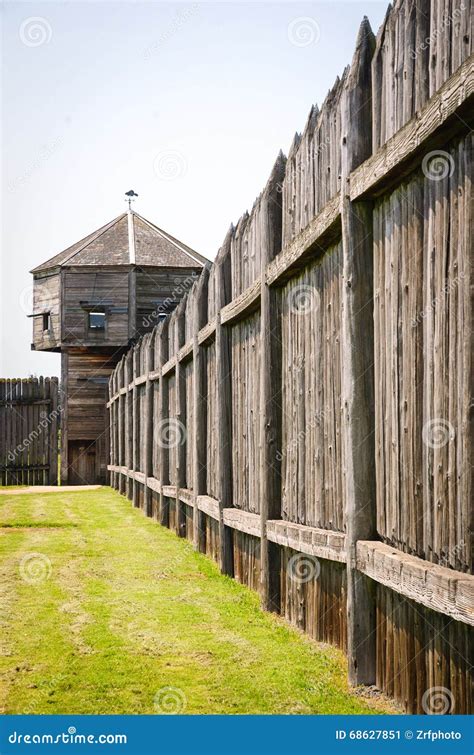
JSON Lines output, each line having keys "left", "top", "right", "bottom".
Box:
{"left": 198, "top": 319, "right": 216, "bottom": 345}
{"left": 267, "top": 521, "right": 346, "bottom": 563}
{"left": 220, "top": 278, "right": 261, "bottom": 325}
{"left": 340, "top": 17, "right": 377, "bottom": 686}
{"left": 223, "top": 508, "right": 261, "bottom": 538}
{"left": 197, "top": 495, "right": 220, "bottom": 521}
{"left": 259, "top": 152, "right": 286, "bottom": 611}
{"left": 357, "top": 541, "right": 474, "bottom": 626}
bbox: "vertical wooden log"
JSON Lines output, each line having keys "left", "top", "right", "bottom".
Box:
{"left": 0, "top": 380, "right": 4, "bottom": 486}
{"left": 144, "top": 334, "right": 154, "bottom": 517}
{"left": 158, "top": 319, "right": 170, "bottom": 526}
{"left": 119, "top": 357, "right": 126, "bottom": 496}
{"left": 215, "top": 231, "right": 234, "bottom": 575}
{"left": 109, "top": 372, "right": 116, "bottom": 490}
{"left": 49, "top": 377, "right": 59, "bottom": 485}
{"left": 132, "top": 343, "right": 139, "bottom": 507}
{"left": 340, "top": 18, "right": 377, "bottom": 686}
{"left": 192, "top": 265, "right": 211, "bottom": 550}
{"left": 260, "top": 152, "right": 286, "bottom": 611}
{"left": 124, "top": 353, "right": 132, "bottom": 498}
{"left": 60, "top": 352, "right": 69, "bottom": 484}
{"left": 175, "top": 298, "right": 187, "bottom": 536}
{"left": 128, "top": 268, "right": 137, "bottom": 340}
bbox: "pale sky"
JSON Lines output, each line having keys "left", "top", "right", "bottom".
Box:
{"left": 1, "top": 0, "right": 387, "bottom": 377}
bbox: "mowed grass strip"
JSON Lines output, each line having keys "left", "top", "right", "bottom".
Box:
{"left": 0, "top": 487, "right": 393, "bottom": 714}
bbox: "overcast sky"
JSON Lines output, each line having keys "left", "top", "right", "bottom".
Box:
{"left": 1, "top": 0, "right": 387, "bottom": 377}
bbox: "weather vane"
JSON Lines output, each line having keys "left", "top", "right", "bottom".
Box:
{"left": 125, "top": 189, "right": 138, "bottom": 210}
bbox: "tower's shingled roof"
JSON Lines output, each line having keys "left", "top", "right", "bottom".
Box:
{"left": 31, "top": 211, "right": 209, "bottom": 273}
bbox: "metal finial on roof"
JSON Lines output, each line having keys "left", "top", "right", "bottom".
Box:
{"left": 125, "top": 190, "right": 138, "bottom": 210}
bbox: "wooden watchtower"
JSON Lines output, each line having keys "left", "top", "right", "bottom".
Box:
{"left": 30, "top": 206, "right": 208, "bottom": 484}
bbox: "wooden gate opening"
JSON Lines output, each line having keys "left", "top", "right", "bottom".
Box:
{"left": 68, "top": 440, "right": 97, "bottom": 485}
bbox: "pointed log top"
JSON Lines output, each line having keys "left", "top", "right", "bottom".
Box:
{"left": 288, "top": 131, "right": 302, "bottom": 158}
{"left": 346, "top": 14, "right": 375, "bottom": 88}
{"left": 264, "top": 149, "right": 287, "bottom": 197}
{"left": 354, "top": 14, "right": 375, "bottom": 54}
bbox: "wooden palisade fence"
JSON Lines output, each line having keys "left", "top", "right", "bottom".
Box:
{"left": 109, "top": 0, "right": 473, "bottom": 714}
{"left": 0, "top": 377, "right": 60, "bottom": 485}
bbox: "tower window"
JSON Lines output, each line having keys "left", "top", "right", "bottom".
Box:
{"left": 42, "top": 313, "right": 51, "bottom": 332}
{"left": 88, "top": 311, "right": 106, "bottom": 330}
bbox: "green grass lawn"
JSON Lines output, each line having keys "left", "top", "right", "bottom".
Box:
{"left": 0, "top": 487, "right": 393, "bottom": 715}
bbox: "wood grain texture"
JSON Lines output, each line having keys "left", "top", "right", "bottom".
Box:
{"left": 106, "top": 19, "right": 474, "bottom": 714}
{"left": 358, "top": 540, "right": 474, "bottom": 626}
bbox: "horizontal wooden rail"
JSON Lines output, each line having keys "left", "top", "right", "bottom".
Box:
{"left": 108, "top": 467, "right": 473, "bottom": 624}
{"left": 146, "top": 476, "right": 161, "bottom": 493}
{"left": 350, "top": 56, "right": 474, "bottom": 200}
{"left": 197, "top": 495, "right": 220, "bottom": 521}
{"left": 162, "top": 484, "right": 176, "bottom": 498}
{"left": 357, "top": 541, "right": 474, "bottom": 627}
{"left": 223, "top": 508, "right": 261, "bottom": 537}
{"left": 266, "top": 193, "right": 341, "bottom": 285}
{"left": 178, "top": 488, "right": 194, "bottom": 505}
{"left": 221, "top": 279, "right": 261, "bottom": 325}
{"left": 162, "top": 357, "right": 176, "bottom": 377}
{"left": 267, "top": 520, "right": 346, "bottom": 563}
{"left": 178, "top": 342, "right": 193, "bottom": 363}
{"left": 198, "top": 319, "right": 216, "bottom": 345}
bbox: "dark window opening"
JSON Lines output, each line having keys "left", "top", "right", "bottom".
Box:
{"left": 42, "top": 313, "right": 51, "bottom": 332}
{"left": 88, "top": 311, "right": 106, "bottom": 330}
